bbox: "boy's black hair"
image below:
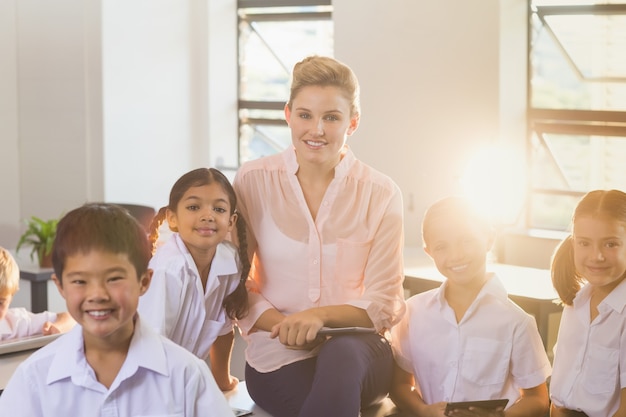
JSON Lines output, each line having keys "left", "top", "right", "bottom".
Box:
{"left": 52, "top": 203, "right": 151, "bottom": 282}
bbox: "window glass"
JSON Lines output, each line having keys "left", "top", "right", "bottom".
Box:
{"left": 531, "top": 132, "right": 626, "bottom": 191}
{"left": 528, "top": 1, "right": 626, "bottom": 230}
{"left": 531, "top": 11, "right": 626, "bottom": 111}
{"left": 239, "top": 19, "right": 333, "bottom": 101}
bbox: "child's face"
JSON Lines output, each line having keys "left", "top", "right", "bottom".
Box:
{"left": 52, "top": 249, "right": 151, "bottom": 346}
{"left": 167, "top": 183, "right": 236, "bottom": 258}
{"left": 0, "top": 289, "right": 14, "bottom": 321}
{"left": 424, "top": 215, "right": 493, "bottom": 287}
{"left": 573, "top": 215, "right": 626, "bottom": 291}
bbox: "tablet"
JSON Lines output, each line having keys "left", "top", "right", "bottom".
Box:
{"left": 317, "top": 327, "right": 377, "bottom": 335}
{"left": 232, "top": 407, "right": 253, "bottom": 417}
{"left": 0, "top": 333, "right": 61, "bottom": 356}
{"left": 444, "top": 399, "right": 508, "bottom": 415}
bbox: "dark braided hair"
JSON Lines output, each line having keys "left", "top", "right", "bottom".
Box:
{"left": 223, "top": 214, "right": 250, "bottom": 320}
{"left": 148, "top": 168, "right": 249, "bottom": 319}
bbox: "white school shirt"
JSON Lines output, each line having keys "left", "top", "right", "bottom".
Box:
{"left": 0, "top": 307, "right": 57, "bottom": 341}
{"left": 391, "top": 274, "right": 551, "bottom": 407}
{"left": 550, "top": 280, "right": 626, "bottom": 417}
{"left": 138, "top": 234, "right": 241, "bottom": 360}
{"left": 0, "top": 316, "right": 234, "bottom": 417}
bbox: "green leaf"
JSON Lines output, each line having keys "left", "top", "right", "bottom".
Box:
{"left": 15, "top": 216, "right": 59, "bottom": 264}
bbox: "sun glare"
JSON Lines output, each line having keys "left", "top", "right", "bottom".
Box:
{"left": 460, "top": 144, "right": 527, "bottom": 227}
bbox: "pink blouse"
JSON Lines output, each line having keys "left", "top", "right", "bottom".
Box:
{"left": 233, "top": 146, "right": 406, "bottom": 372}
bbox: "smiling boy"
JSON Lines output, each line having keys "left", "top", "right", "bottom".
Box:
{"left": 0, "top": 203, "right": 234, "bottom": 417}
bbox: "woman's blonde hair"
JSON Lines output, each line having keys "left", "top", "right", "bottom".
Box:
{"left": 287, "top": 55, "right": 361, "bottom": 118}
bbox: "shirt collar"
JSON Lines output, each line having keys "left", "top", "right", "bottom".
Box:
{"left": 479, "top": 273, "right": 509, "bottom": 300}
{"left": 118, "top": 316, "right": 168, "bottom": 378}
{"left": 211, "top": 241, "right": 239, "bottom": 277}
{"left": 173, "top": 233, "right": 197, "bottom": 271}
{"left": 605, "top": 278, "right": 626, "bottom": 313}
{"left": 47, "top": 324, "right": 88, "bottom": 385}
{"left": 432, "top": 273, "right": 507, "bottom": 309}
{"left": 173, "top": 234, "right": 238, "bottom": 277}
{"left": 46, "top": 316, "right": 168, "bottom": 389}
{"left": 575, "top": 278, "right": 626, "bottom": 314}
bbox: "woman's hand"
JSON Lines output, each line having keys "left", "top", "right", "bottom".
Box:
{"left": 419, "top": 401, "right": 447, "bottom": 417}
{"left": 217, "top": 374, "right": 239, "bottom": 392}
{"left": 270, "top": 309, "right": 325, "bottom": 349}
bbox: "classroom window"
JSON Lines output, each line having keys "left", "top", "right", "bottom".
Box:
{"left": 237, "top": 0, "right": 333, "bottom": 164}
{"left": 528, "top": 1, "right": 626, "bottom": 230}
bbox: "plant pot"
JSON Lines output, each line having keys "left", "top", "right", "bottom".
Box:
{"left": 39, "top": 252, "right": 53, "bottom": 268}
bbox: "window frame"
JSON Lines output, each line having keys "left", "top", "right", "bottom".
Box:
{"left": 526, "top": 2, "right": 626, "bottom": 230}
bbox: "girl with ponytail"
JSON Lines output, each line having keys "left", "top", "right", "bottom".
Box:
{"left": 138, "top": 167, "right": 249, "bottom": 392}
{"left": 550, "top": 189, "right": 626, "bottom": 417}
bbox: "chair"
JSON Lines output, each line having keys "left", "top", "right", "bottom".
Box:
{"left": 112, "top": 203, "right": 156, "bottom": 232}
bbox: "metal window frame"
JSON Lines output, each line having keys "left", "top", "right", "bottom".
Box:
{"left": 238, "top": 0, "right": 330, "bottom": 8}
{"left": 527, "top": 2, "right": 626, "bottom": 229}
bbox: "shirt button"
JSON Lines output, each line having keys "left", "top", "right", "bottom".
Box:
{"left": 313, "top": 259, "right": 319, "bottom": 265}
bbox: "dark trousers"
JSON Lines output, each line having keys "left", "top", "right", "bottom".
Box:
{"left": 245, "top": 333, "right": 393, "bottom": 417}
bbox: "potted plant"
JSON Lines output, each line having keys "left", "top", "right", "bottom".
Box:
{"left": 16, "top": 216, "right": 58, "bottom": 268}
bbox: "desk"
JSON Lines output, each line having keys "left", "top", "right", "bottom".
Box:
{"left": 403, "top": 263, "right": 563, "bottom": 351}
{"left": 19, "top": 267, "right": 54, "bottom": 313}
{"left": 0, "top": 349, "right": 36, "bottom": 391}
{"left": 0, "top": 334, "right": 61, "bottom": 390}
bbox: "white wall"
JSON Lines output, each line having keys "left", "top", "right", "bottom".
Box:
{"left": 0, "top": 0, "right": 21, "bottom": 247}
{"left": 0, "top": 0, "right": 238, "bottom": 250}
{"left": 102, "top": 0, "right": 238, "bottom": 212}
{"left": 17, "top": 0, "right": 104, "bottom": 216}
{"left": 0, "top": 0, "right": 104, "bottom": 250}
{"left": 102, "top": 0, "right": 196, "bottom": 210}
{"left": 335, "top": 0, "right": 524, "bottom": 246}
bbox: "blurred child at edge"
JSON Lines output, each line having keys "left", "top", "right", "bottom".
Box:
{"left": 390, "top": 196, "right": 551, "bottom": 417}
{"left": 0, "top": 246, "right": 74, "bottom": 340}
